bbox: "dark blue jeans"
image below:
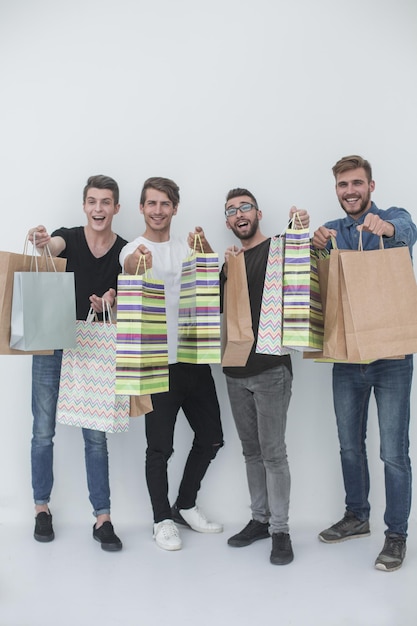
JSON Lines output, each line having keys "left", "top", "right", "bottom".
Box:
{"left": 31, "top": 351, "right": 111, "bottom": 516}
{"left": 145, "top": 363, "right": 223, "bottom": 523}
{"left": 332, "top": 356, "right": 413, "bottom": 536}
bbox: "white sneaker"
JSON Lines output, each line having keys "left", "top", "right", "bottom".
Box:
{"left": 175, "top": 505, "right": 223, "bottom": 534}
{"left": 153, "top": 519, "right": 182, "bottom": 551}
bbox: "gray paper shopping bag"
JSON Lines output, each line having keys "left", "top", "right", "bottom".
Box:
{"left": 10, "top": 271, "right": 77, "bottom": 351}
{"left": 0, "top": 250, "right": 67, "bottom": 355}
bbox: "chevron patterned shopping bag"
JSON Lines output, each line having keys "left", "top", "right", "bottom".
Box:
{"left": 282, "top": 220, "right": 324, "bottom": 351}
{"left": 57, "top": 315, "right": 130, "bottom": 433}
{"left": 177, "top": 243, "right": 221, "bottom": 364}
{"left": 256, "top": 236, "right": 290, "bottom": 355}
{"left": 115, "top": 270, "right": 169, "bottom": 396}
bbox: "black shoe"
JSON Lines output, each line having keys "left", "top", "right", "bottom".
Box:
{"left": 93, "top": 521, "right": 123, "bottom": 552}
{"left": 228, "top": 519, "right": 270, "bottom": 547}
{"left": 375, "top": 534, "right": 407, "bottom": 572}
{"left": 34, "top": 511, "right": 54, "bottom": 543}
{"left": 270, "top": 532, "right": 294, "bottom": 565}
{"left": 318, "top": 511, "right": 370, "bottom": 543}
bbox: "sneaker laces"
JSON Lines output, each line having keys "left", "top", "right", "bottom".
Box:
{"left": 97, "top": 521, "right": 115, "bottom": 538}
{"left": 159, "top": 521, "right": 179, "bottom": 540}
{"left": 330, "top": 513, "right": 357, "bottom": 531}
{"left": 273, "top": 532, "right": 290, "bottom": 549}
{"left": 192, "top": 506, "right": 208, "bottom": 525}
{"left": 243, "top": 519, "right": 265, "bottom": 536}
{"left": 382, "top": 536, "right": 405, "bottom": 558}
{"left": 36, "top": 512, "right": 52, "bottom": 531}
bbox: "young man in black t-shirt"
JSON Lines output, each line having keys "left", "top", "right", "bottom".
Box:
{"left": 221, "top": 187, "right": 309, "bottom": 566}
{"left": 28, "top": 175, "right": 127, "bottom": 551}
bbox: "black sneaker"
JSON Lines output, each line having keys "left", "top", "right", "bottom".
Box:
{"left": 34, "top": 511, "right": 54, "bottom": 542}
{"left": 227, "top": 519, "right": 270, "bottom": 547}
{"left": 270, "top": 532, "right": 294, "bottom": 565}
{"left": 318, "top": 511, "right": 370, "bottom": 543}
{"left": 375, "top": 534, "right": 406, "bottom": 572}
{"left": 93, "top": 521, "right": 123, "bottom": 552}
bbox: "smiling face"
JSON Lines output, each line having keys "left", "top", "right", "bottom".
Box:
{"left": 83, "top": 187, "right": 119, "bottom": 231}
{"left": 335, "top": 167, "right": 375, "bottom": 219}
{"left": 140, "top": 188, "right": 178, "bottom": 241}
{"left": 225, "top": 194, "right": 262, "bottom": 241}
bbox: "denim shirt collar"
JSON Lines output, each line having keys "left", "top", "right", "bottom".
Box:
{"left": 344, "top": 202, "right": 377, "bottom": 228}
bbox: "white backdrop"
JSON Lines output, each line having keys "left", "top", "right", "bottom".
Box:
{"left": 0, "top": 0, "right": 416, "bottom": 532}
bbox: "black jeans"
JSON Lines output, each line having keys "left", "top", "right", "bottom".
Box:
{"left": 145, "top": 363, "right": 223, "bottom": 522}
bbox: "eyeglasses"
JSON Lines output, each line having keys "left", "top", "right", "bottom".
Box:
{"left": 224, "top": 202, "right": 257, "bottom": 217}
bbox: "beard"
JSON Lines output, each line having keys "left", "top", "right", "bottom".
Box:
{"left": 339, "top": 190, "right": 371, "bottom": 217}
{"left": 229, "top": 214, "right": 260, "bottom": 241}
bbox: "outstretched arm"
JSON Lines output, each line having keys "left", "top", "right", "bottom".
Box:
{"left": 28, "top": 225, "right": 66, "bottom": 256}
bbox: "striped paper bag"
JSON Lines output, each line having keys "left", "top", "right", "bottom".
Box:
{"left": 115, "top": 272, "right": 169, "bottom": 396}
{"left": 256, "top": 236, "right": 290, "bottom": 355}
{"left": 282, "top": 222, "right": 324, "bottom": 351}
{"left": 177, "top": 247, "right": 221, "bottom": 364}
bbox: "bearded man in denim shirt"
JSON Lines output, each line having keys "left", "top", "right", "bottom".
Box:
{"left": 313, "top": 154, "right": 417, "bottom": 572}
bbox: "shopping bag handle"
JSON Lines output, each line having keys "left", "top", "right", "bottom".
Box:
{"left": 135, "top": 254, "right": 149, "bottom": 276}
{"left": 279, "top": 213, "right": 306, "bottom": 238}
{"left": 86, "top": 299, "right": 113, "bottom": 325}
{"left": 193, "top": 234, "right": 204, "bottom": 254}
{"left": 24, "top": 233, "right": 60, "bottom": 273}
{"left": 330, "top": 235, "right": 338, "bottom": 250}
{"left": 358, "top": 227, "right": 384, "bottom": 251}
{"left": 289, "top": 212, "right": 305, "bottom": 230}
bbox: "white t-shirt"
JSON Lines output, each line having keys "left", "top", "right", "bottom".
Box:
{"left": 119, "top": 236, "right": 189, "bottom": 364}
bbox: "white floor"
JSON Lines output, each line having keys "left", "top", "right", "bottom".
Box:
{"left": 1, "top": 517, "right": 416, "bottom": 626}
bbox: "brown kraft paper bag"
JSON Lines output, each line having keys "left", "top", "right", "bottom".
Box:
{"left": 0, "top": 251, "right": 67, "bottom": 355}
{"left": 130, "top": 394, "right": 153, "bottom": 416}
{"left": 321, "top": 248, "right": 351, "bottom": 360}
{"left": 221, "top": 253, "right": 254, "bottom": 367}
{"left": 339, "top": 244, "right": 417, "bottom": 361}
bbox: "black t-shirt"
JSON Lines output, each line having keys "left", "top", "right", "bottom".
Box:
{"left": 52, "top": 226, "right": 127, "bottom": 320}
{"left": 221, "top": 237, "right": 292, "bottom": 378}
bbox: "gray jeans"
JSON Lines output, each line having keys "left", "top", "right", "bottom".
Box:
{"left": 226, "top": 365, "right": 292, "bottom": 534}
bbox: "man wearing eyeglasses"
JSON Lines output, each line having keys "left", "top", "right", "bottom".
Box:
{"left": 221, "top": 188, "right": 309, "bottom": 565}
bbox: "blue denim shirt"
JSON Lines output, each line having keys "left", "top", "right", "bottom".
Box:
{"left": 324, "top": 202, "right": 417, "bottom": 257}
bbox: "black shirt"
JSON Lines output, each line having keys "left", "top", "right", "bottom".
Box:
{"left": 52, "top": 226, "right": 127, "bottom": 320}
{"left": 221, "top": 237, "right": 292, "bottom": 378}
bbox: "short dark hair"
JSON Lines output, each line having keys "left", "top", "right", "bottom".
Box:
{"left": 140, "top": 177, "right": 180, "bottom": 207}
{"left": 332, "top": 155, "right": 373, "bottom": 182}
{"left": 225, "top": 187, "right": 258, "bottom": 209}
{"left": 83, "top": 175, "right": 119, "bottom": 204}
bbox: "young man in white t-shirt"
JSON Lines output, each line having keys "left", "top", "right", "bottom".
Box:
{"left": 120, "top": 177, "right": 223, "bottom": 551}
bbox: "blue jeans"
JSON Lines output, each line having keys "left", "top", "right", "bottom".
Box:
{"left": 226, "top": 365, "right": 293, "bottom": 534}
{"left": 31, "top": 351, "right": 111, "bottom": 516}
{"left": 332, "top": 356, "right": 413, "bottom": 536}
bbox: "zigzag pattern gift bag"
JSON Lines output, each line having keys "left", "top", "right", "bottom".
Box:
{"left": 256, "top": 235, "right": 290, "bottom": 355}
{"left": 115, "top": 270, "right": 169, "bottom": 396}
{"left": 177, "top": 241, "right": 221, "bottom": 364}
{"left": 57, "top": 312, "right": 130, "bottom": 433}
{"left": 282, "top": 219, "right": 324, "bottom": 351}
